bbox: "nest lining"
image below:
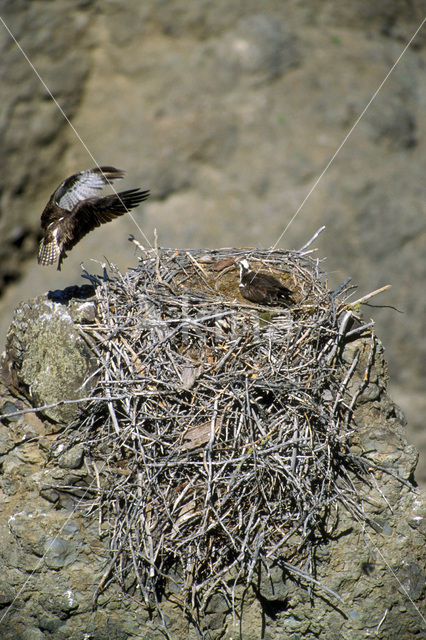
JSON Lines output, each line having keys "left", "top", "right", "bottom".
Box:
{"left": 60, "top": 246, "right": 375, "bottom": 620}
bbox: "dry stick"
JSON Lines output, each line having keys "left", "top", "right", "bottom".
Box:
{"left": 0, "top": 396, "right": 125, "bottom": 420}
{"left": 326, "top": 310, "right": 353, "bottom": 365}
{"left": 104, "top": 352, "right": 121, "bottom": 436}
{"left": 348, "top": 284, "right": 391, "bottom": 308}
{"left": 343, "top": 333, "right": 375, "bottom": 428}
{"left": 297, "top": 226, "right": 326, "bottom": 252}
{"left": 128, "top": 233, "right": 146, "bottom": 254}
{"left": 345, "top": 320, "right": 375, "bottom": 338}
{"left": 153, "top": 229, "right": 176, "bottom": 294}
{"left": 331, "top": 350, "right": 360, "bottom": 415}
{"left": 92, "top": 462, "right": 103, "bottom": 536}
{"left": 185, "top": 251, "right": 212, "bottom": 283}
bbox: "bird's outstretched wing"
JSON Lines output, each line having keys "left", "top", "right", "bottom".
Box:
{"left": 62, "top": 188, "right": 150, "bottom": 254}
{"left": 54, "top": 166, "right": 125, "bottom": 212}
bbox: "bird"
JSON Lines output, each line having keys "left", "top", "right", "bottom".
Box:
{"left": 235, "top": 258, "right": 293, "bottom": 306}
{"left": 38, "top": 166, "right": 149, "bottom": 270}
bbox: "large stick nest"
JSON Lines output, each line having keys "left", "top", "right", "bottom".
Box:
{"left": 60, "top": 243, "right": 375, "bottom": 619}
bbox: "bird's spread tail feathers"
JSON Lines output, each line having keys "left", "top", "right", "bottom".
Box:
{"left": 38, "top": 239, "right": 61, "bottom": 268}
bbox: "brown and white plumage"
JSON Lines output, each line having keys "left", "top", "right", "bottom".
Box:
{"left": 236, "top": 258, "right": 293, "bottom": 306}
{"left": 38, "top": 166, "right": 149, "bottom": 270}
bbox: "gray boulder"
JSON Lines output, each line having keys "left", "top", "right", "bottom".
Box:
{"left": 1, "top": 286, "right": 96, "bottom": 425}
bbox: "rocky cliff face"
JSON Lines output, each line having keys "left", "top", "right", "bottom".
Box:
{"left": 0, "top": 4, "right": 425, "bottom": 474}
{"left": 0, "top": 0, "right": 92, "bottom": 288}
{"left": 0, "top": 258, "right": 424, "bottom": 639}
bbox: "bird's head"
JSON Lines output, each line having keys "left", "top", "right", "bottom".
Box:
{"left": 235, "top": 258, "right": 250, "bottom": 277}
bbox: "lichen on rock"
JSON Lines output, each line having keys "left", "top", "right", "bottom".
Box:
{"left": 1, "top": 286, "right": 96, "bottom": 425}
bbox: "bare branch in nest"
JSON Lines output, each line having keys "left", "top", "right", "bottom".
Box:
{"left": 296, "top": 225, "right": 326, "bottom": 252}
{"left": 347, "top": 284, "right": 391, "bottom": 308}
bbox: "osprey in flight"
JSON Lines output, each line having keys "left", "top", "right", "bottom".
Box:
{"left": 38, "top": 166, "right": 149, "bottom": 270}
{"left": 236, "top": 258, "right": 293, "bottom": 306}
